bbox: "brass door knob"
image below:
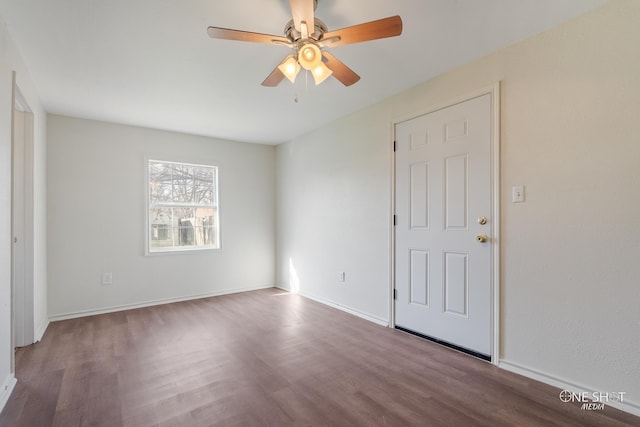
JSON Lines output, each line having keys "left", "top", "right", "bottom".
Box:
{"left": 476, "top": 234, "right": 489, "bottom": 243}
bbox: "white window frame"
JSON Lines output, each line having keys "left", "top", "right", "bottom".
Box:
{"left": 146, "top": 158, "right": 220, "bottom": 254}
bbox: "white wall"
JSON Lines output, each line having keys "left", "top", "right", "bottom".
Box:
{"left": 0, "top": 17, "right": 47, "bottom": 408}
{"left": 47, "top": 115, "right": 275, "bottom": 318}
{"left": 276, "top": 109, "right": 393, "bottom": 323}
{"left": 277, "top": 0, "right": 640, "bottom": 412}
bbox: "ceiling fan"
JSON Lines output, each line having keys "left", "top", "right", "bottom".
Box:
{"left": 207, "top": 0, "right": 403, "bottom": 87}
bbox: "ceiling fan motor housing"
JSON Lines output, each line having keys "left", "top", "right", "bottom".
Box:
{"left": 284, "top": 18, "right": 328, "bottom": 43}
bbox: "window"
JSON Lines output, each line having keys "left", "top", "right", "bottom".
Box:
{"left": 147, "top": 159, "right": 219, "bottom": 253}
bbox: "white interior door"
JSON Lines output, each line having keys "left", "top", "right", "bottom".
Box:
{"left": 394, "top": 94, "right": 493, "bottom": 357}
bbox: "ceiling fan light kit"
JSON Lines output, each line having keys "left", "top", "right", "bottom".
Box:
{"left": 207, "top": 0, "right": 402, "bottom": 87}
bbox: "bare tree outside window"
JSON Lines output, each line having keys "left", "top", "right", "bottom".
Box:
{"left": 148, "top": 160, "right": 219, "bottom": 252}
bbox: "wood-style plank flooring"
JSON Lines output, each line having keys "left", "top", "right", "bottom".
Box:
{"left": 1, "top": 288, "right": 638, "bottom": 426}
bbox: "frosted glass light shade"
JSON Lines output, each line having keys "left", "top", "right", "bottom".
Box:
{"left": 298, "top": 43, "right": 322, "bottom": 70}
{"left": 312, "top": 62, "right": 333, "bottom": 85}
{"left": 278, "top": 56, "right": 300, "bottom": 83}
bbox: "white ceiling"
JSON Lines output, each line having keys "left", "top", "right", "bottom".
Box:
{"left": 0, "top": 0, "right": 607, "bottom": 144}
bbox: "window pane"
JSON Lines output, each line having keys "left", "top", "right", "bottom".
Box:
{"left": 171, "top": 164, "right": 195, "bottom": 204}
{"left": 148, "top": 161, "right": 167, "bottom": 181}
{"left": 149, "top": 208, "right": 173, "bottom": 249}
{"left": 174, "top": 207, "right": 196, "bottom": 246}
{"left": 194, "top": 185, "right": 213, "bottom": 205}
{"left": 195, "top": 166, "right": 213, "bottom": 183}
{"left": 195, "top": 207, "right": 216, "bottom": 246}
{"left": 150, "top": 182, "right": 172, "bottom": 204}
{"left": 194, "top": 165, "right": 214, "bottom": 205}
{"left": 149, "top": 162, "right": 173, "bottom": 204}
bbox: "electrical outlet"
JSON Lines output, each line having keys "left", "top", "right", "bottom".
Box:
{"left": 338, "top": 272, "right": 346, "bottom": 283}
{"left": 102, "top": 272, "right": 113, "bottom": 285}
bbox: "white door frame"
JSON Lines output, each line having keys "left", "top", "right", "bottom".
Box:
{"left": 390, "top": 83, "right": 501, "bottom": 364}
{"left": 11, "top": 72, "right": 35, "bottom": 359}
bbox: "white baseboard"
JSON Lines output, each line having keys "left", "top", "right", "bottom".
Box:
{"left": 499, "top": 360, "right": 640, "bottom": 417}
{"left": 48, "top": 285, "right": 275, "bottom": 322}
{"left": 275, "top": 285, "right": 389, "bottom": 327}
{"left": 0, "top": 374, "right": 17, "bottom": 414}
{"left": 35, "top": 318, "right": 49, "bottom": 342}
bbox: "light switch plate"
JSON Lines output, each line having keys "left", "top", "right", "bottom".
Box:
{"left": 512, "top": 186, "right": 525, "bottom": 203}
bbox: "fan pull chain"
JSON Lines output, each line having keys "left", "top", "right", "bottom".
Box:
{"left": 305, "top": 69, "right": 309, "bottom": 92}
{"left": 292, "top": 78, "right": 299, "bottom": 103}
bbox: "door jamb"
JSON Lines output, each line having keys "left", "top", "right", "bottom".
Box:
{"left": 389, "top": 82, "right": 501, "bottom": 364}
{"left": 11, "top": 72, "right": 35, "bottom": 366}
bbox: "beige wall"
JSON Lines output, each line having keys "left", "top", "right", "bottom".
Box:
{"left": 277, "top": 0, "right": 640, "bottom": 412}
{"left": 47, "top": 115, "right": 276, "bottom": 318}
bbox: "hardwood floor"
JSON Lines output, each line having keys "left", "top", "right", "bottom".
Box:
{"left": 1, "top": 288, "right": 638, "bottom": 426}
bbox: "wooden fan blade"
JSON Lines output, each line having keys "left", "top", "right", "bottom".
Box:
{"left": 289, "top": 0, "right": 315, "bottom": 34}
{"left": 262, "top": 58, "right": 288, "bottom": 87}
{"left": 322, "top": 15, "right": 402, "bottom": 47}
{"left": 322, "top": 52, "right": 360, "bottom": 86}
{"left": 207, "top": 26, "right": 289, "bottom": 45}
